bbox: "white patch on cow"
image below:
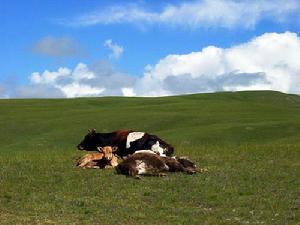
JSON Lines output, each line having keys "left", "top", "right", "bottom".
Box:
{"left": 135, "top": 160, "right": 147, "bottom": 175}
{"left": 126, "top": 132, "right": 145, "bottom": 148}
{"left": 151, "top": 141, "right": 166, "bottom": 156}
{"left": 133, "top": 150, "right": 157, "bottom": 155}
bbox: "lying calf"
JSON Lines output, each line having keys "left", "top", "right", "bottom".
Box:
{"left": 77, "top": 146, "right": 118, "bottom": 169}
{"left": 116, "top": 152, "right": 197, "bottom": 178}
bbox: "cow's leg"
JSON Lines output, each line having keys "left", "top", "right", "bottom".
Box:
{"left": 78, "top": 159, "right": 89, "bottom": 168}
{"left": 86, "top": 161, "right": 100, "bottom": 169}
{"left": 91, "top": 166, "right": 101, "bottom": 169}
{"left": 128, "top": 168, "right": 139, "bottom": 177}
{"left": 144, "top": 172, "right": 167, "bottom": 177}
{"left": 104, "top": 165, "right": 113, "bottom": 169}
{"left": 158, "top": 172, "right": 167, "bottom": 177}
{"left": 184, "top": 168, "right": 197, "bottom": 174}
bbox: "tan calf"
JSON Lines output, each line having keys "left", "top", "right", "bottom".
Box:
{"left": 76, "top": 146, "right": 119, "bottom": 169}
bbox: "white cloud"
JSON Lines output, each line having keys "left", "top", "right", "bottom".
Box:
{"left": 32, "top": 36, "right": 83, "bottom": 57}
{"left": 5, "top": 32, "right": 300, "bottom": 98}
{"left": 72, "top": 63, "right": 95, "bottom": 80}
{"left": 64, "top": 0, "right": 299, "bottom": 29}
{"left": 29, "top": 63, "right": 102, "bottom": 98}
{"left": 59, "top": 83, "right": 104, "bottom": 97}
{"left": 104, "top": 39, "right": 124, "bottom": 59}
{"left": 30, "top": 67, "right": 71, "bottom": 84}
{"left": 134, "top": 32, "right": 300, "bottom": 96}
{"left": 122, "top": 88, "right": 136, "bottom": 97}
{"left": 25, "top": 60, "right": 134, "bottom": 98}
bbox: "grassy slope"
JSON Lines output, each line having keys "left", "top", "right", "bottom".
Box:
{"left": 0, "top": 91, "right": 299, "bottom": 224}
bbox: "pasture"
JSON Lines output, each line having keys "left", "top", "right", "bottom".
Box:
{"left": 0, "top": 91, "right": 299, "bottom": 224}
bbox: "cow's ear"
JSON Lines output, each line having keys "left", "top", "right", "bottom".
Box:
{"left": 112, "top": 146, "right": 118, "bottom": 152}
{"left": 92, "top": 129, "right": 97, "bottom": 133}
{"left": 97, "top": 147, "right": 103, "bottom": 152}
{"left": 88, "top": 129, "right": 91, "bottom": 133}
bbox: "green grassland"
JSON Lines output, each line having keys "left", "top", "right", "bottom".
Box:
{"left": 0, "top": 91, "right": 299, "bottom": 224}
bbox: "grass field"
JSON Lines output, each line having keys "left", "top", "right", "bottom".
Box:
{"left": 0, "top": 90, "right": 299, "bottom": 225}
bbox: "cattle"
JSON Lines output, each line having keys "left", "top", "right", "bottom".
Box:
{"left": 77, "top": 129, "right": 174, "bottom": 157}
{"left": 115, "top": 152, "right": 198, "bottom": 178}
{"left": 76, "top": 146, "right": 118, "bottom": 169}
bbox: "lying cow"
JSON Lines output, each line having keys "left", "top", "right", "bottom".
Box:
{"left": 76, "top": 146, "right": 118, "bottom": 169}
{"left": 115, "top": 152, "right": 198, "bottom": 178}
{"left": 77, "top": 129, "right": 174, "bottom": 157}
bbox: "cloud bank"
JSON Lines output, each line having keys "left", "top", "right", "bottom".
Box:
{"left": 3, "top": 32, "right": 300, "bottom": 98}
{"left": 14, "top": 61, "right": 135, "bottom": 98}
{"left": 63, "top": 0, "right": 299, "bottom": 29}
{"left": 134, "top": 32, "right": 300, "bottom": 96}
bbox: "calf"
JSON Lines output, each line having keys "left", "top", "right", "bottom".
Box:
{"left": 115, "top": 152, "right": 197, "bottom": 178}
{"left": 76, "top": 146, "right": 118, "bottom": 169}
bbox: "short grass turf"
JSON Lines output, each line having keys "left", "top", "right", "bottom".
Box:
{"left": 0, "top": 90, "right": 299, "bottom": 225}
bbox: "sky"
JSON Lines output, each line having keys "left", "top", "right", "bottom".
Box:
{"left": 1, "top": 0, "right": 300, "bottom": 98}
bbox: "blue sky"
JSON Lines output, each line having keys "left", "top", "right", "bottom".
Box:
{"left": 1, "top": 0, "right": 300, "bottom": 98}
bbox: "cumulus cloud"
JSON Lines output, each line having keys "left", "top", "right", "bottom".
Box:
{"left": 134, "top": 32, "right": 300, "bottom": 96}
{"left": 25, "top": 61, "right": 135, "bottom": 98}
{"left": 29, "top": 63, "right": 101, "bottom": 97}
{"left": 7, "top": 32, "right": 300, "bottom": 98}
{"left": 32, "top": 36, "right": 83, "bottom": 57}
{"left": 121, "top": 88, "right": 136, "bottom": 97}
{"left": 63, "top": 0, "right": 299, "bottom": 29}
{"left": 104, "top": 39, "right": 124, "bottom": 59}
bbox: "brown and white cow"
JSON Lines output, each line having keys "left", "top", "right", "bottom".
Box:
{"left": 77, "top": 129, "right": 174, "bottom": 157}
{"left": 76, "top": 146, "right": 118, "bottom": 169}
{"left": 115, "top": 152, "right": 198, "bottom": 178}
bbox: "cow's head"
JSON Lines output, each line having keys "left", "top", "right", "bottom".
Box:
{"left": 165, "top": 145, "right": 174, "bottom": 156}
{"left": 148, "top": 135, "right": 174, "bottom": 157}
{"left": 77, "top": 129, "right": 98, "bottom": 151}
{"left": 151, "top": 141, "right": 174, "bottom": 157}
{"left": 151, "top": 141, "right": 167, "bottom": 156}
{"left": 175, "top": 156, "right": 196, "bottom": 169}
{"left": 97, "top": 146, "right": 118, "bottom": 160}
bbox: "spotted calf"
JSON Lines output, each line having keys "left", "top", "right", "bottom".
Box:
{"left": 116, "top": 152, "right": 198, "bottom": 178}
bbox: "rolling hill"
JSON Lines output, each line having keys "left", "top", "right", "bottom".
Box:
{"left": 0, "top": 91, "right": 299, "bottom": 224}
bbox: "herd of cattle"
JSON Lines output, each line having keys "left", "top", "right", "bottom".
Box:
{"left": 76, "top": 129, "right": 204, "bottom": 178}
